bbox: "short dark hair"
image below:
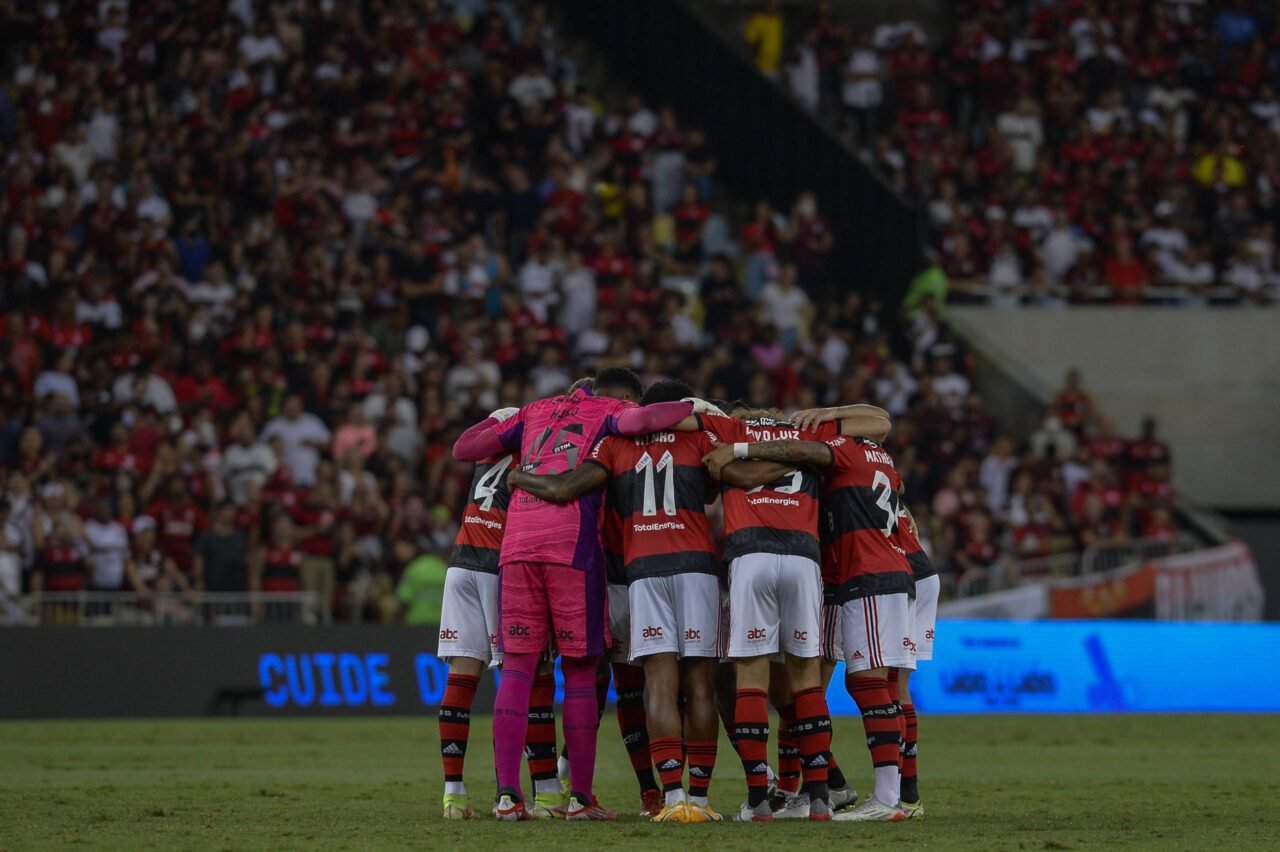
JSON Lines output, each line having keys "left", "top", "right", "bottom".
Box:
{"left": 641, "top": 379, "right": 693, "bottom": 405}
{"left": 724, "top": 399, "right": 750, "bottom": 415}
{"left": 593, "top": 367, "right": 643, "bottom": 399}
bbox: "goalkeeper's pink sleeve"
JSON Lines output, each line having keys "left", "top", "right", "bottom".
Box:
{"left": 610, "top": 401, "right": 694, "bottom": 436}
{"left": 452, "top": 417, "right": 504, "bottom": 461}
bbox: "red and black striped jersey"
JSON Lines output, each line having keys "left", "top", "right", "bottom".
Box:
{"left": 698, "top": 412, "right": 837, "bottom": 563}
{"left": 894, "top": 513, "right": 937, "bottom": 582}
{"left": 819, "top": 436, "right": 914, "bottom": 603}
{"left": 262, "top": 545, "right": 302, "bottom": 591}
{"left": 38, "top": 546, "right": 85, "bottom": 591}
{"left": 588, "top": 430, "right": 719, "bottom": 582}
{"left": 449, "top": 453, "right": 515, "bottom": 574}
{"left": 601, "top": 489, "right": 626, "bottom": 586}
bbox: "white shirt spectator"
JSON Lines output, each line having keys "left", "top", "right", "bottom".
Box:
{"left": 759, "top": 281, "right": 811, "bottom": 337}
{"left": 112, "top": 372, "right": 177, "bottom": 414}
{"left": 564, "top": 100, "right": 595, "bottom": 153}
{"left": 260, "top": 411, "right": 331, "bottom": 486}
{"left": 364, "top": 393, "right": 416, "bottom": 430}
{"left": 787, "top": 43, "right": 820, "bottom": 113}
{"left": 627, "top": 105, "right": 658, "bottom": 137}
{"left": 842, "top": 47, "right": 882, "bottom": 109}
{"left": 875, "top": 363, "right": 919, "bottom": 417}
{"left": 932, "top": 370, "right": 971, "bottom": 413}
{"left": 85, "top": 518, "right": 129, "bottom": 589}
{"left": 343, "top": 189, "right": 378, "bottom": 226}
{"left": 559, "top": 264, "right": 597, "bottom": 339}
{"left": 1012, "top": 202, "right": 1053, "bottom": 241}
{"left": 222, "top": 441, "right": 278, "bottom": 505}
{"left": 996, "top": 109, "right": 1043, "bottom": 173}
{"left": 136, "top": 192, "right": 172, "bottom": 228}
{"left": 1041, "top": 223, "right": 1091, "bottom": 283}
{"left": 0, "top": 517, "right": 24, "bottom": 601}
{"left": 518, "top": 256, "right": 559, "bottom": 323}
{"left": 185, "top": 279, "right": 237, "bottom": 320}
{"left": 53, "top": 135, "right": 94, "bottom": 185}
{"left": 239, "top": 32, "right": 285, "bottom": 65}
{"left": 508, "top": 70, "right": 555, "bottom": 110}
{"left": 34, "top": 370, "right": 79, "bottom": 409}
{"left": 86, "top": 109, "right": 120, "bottom": 163}
{"left": 873, "top": 20, "right": 926, "bottom": 50}
{"left": 979, "top": 452, "right": 1018, "bottom": 514}
{"left": 818, "top": 333, "right": 850, "bottom": 377}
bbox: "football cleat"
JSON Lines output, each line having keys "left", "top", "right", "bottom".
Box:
{"left": 831, "top": 797, "right": 907, "bottom": 823}
{"left": 829, "top": 785, "right": 858, "bottom": 811}
{"left": 565, "top": 794, "right": 618, "bottom": 821}
{"left": 807, "top": 796, "right": 832, "bottom": 822}
{"left": 650, "top": 801, "right": 689, "bottom": 823}
{"left": 530, "top": 790, "right": 568, "bottom": 819}
{"left": 442, "top": 793, "right": 473, "bottom": 820}
{"left": 685, "top": 801, "right": 723, "bottom": 823}
{"left": 493, "top": 791, "right": 533, "bottom": 822}
{"left": 640, "top": 788, "right": 664, "bottom": 817}
{"left": 772, "top": 792, "right": 810, "bottom": 819}
{"left": 733, "top": 800, "right": 774, "bottom": 822}
{"left": 899, "top": 799, "right": 925, "bottom": 820}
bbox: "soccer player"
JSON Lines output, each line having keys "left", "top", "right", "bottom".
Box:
{"left": 704, "top": 429, "right": 915, "bottom": 822}
{"left": 509, "top": 380, "right": 749, "bottom": 823}
{"left": 696, "top": 404, "right": 889, "bottom": 822}
{"left": 436, "top": 427, "right": 563, "bottom": 820}
{"left": 891, "top": 505, "right": 937, "bottom": 819}
{"left": 451, "top": 367, "right": 694, "bottom": 821}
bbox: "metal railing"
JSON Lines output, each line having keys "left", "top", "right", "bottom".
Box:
{"left": 0, "top": 592, "right": 330, "bottom": 626}
{"left": 1079, "top": 534, "right": 1199, "bottom": 577}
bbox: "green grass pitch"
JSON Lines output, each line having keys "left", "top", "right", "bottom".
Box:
{"left": 1, "top": 714, "right": 1278, "bottom": 850}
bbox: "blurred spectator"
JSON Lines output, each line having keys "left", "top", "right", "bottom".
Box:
{"left": 744, "top": 0, "right": 785, "bottom": 80}
{"left": 396, "top": 549, "right": 449, "bottom": 625}
{"left": 193, "top": 504, "right": 249, "bottom": 594}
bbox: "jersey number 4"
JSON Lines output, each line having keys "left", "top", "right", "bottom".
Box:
{"left": 474, "top": 455, "right": 513, "bottom": 512}
{"left": 635, "top": 451, "right": 676, "bottom": 517}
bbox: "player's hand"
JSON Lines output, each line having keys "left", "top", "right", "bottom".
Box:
{"left": 489, "top": 407, "right": 519, "bottom": 423}
{"left": 702, "top": 444, "right": 737, "bottom": 479}
{"left": 790, "top": 407, "right": 835, "bottom": 431}
{"left": 682, "top": 397, "right": 725, "bottom": 417}
{"left": 507, "top": 470, "right": 530, "bottom": 490}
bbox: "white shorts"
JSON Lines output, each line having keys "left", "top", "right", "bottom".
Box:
{"left": 628, "top": 573, "right": 722, "bottom": 660}
{"left": 727, "top": 554, "right": 822, "bottom": 659}
{"left": 608, "top": 582, "right": 632, "bottom": 664}
{"left": 841, "top": 593, "right": 916, "bottom": 673}
{"left": 438, "top": 567, "right": 501, "bottom": 665}
{"left": 820, "top": 600, "right": 843, "bottom": 663}
{"left": 909, "top": 574, "right": 940, "bottom": 662}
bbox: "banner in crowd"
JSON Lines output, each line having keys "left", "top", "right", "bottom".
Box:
{"left": 4, "top": 619, "right": 1280, "bottom": 718}
{"left": 1048, "top": 541, "right": 1263, "bottom": 621}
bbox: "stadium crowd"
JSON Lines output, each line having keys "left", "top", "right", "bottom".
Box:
{"left": 748, "top": 0, "right": 1280, "bottom": 305}
{"left": 0, "top": 0, "right": 1177, "bottom": 623}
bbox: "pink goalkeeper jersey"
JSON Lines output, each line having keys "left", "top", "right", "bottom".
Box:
{"left": 491, "top": 387, "right": 635, "bottom": 570}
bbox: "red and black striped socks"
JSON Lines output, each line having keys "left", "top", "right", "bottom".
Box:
{"left": 848, "top": 676, "right": 902, "bottom": 806}
{"left": 792, "top": 686, "right": 833, "bottom": 803}
{"left": 650, "top": 735, "right": 685, "bottom": 804}
{"left": 439, "top": 672, "right": 479, "bottom": 795}
{"left": 612, "top": 664, "right": 658, "bottom": 793}
{"left": 733, "top": 688, "right": 770, "bottom": 807}
{"left": 526, "top": 670, "right": 559, "bottom": 795}
{"left": 775, "top": 702, "right": 802, "bottom": 795}
{"left": 686, "top": 740, "right": 717, "bottom": 804}
{"left": 901, "top": 703, "right": 920, "bottom": 803}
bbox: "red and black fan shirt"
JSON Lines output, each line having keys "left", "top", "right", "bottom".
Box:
{"left": 449, "top": 453, "right": 515, "bottom": 574}
{"left": 261, "top": 546, "right": 302, "bottom": 592}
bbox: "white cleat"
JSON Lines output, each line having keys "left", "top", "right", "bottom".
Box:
{"left": 733, "top": 800, "right": 774, "bottom": 822}
{"left": 831, "top": 797, "right": 907, "bottom": 823}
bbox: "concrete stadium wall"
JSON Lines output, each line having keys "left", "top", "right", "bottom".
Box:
{"left": 948, "top": 308, "right": 1280, "bottom": 511}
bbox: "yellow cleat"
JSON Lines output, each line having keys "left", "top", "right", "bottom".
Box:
{"left": 650, "top": 801, "right": 690, "bottom": 823}
{"left": 900, "top": 799, "right": 925, "bottom": 820}
{"left": 442, "top": 793, "right": 474, "bottom": 820}
{"left": 684, "top": 801, "right": 723, "bottom": 823}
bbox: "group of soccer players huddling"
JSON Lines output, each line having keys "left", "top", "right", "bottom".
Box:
{"left": 437, "top": 366, "right": 938, "bottom": 824}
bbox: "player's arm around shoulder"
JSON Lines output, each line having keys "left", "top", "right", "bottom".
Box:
{"left": 508, "top": 461, "right": 608, "bottom": 503}
{"left": 702, "top": 436, "right": 834, "bottom": 480}
{"left": 792, "top": 403, "right": 891, "bottom": 443}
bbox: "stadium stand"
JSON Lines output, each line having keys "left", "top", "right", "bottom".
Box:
{"left": 737, "top": 0, "right": 1280, "bottom": 306}
{"left": 0, "top": 0, "right": 1188, "bottom": 625}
